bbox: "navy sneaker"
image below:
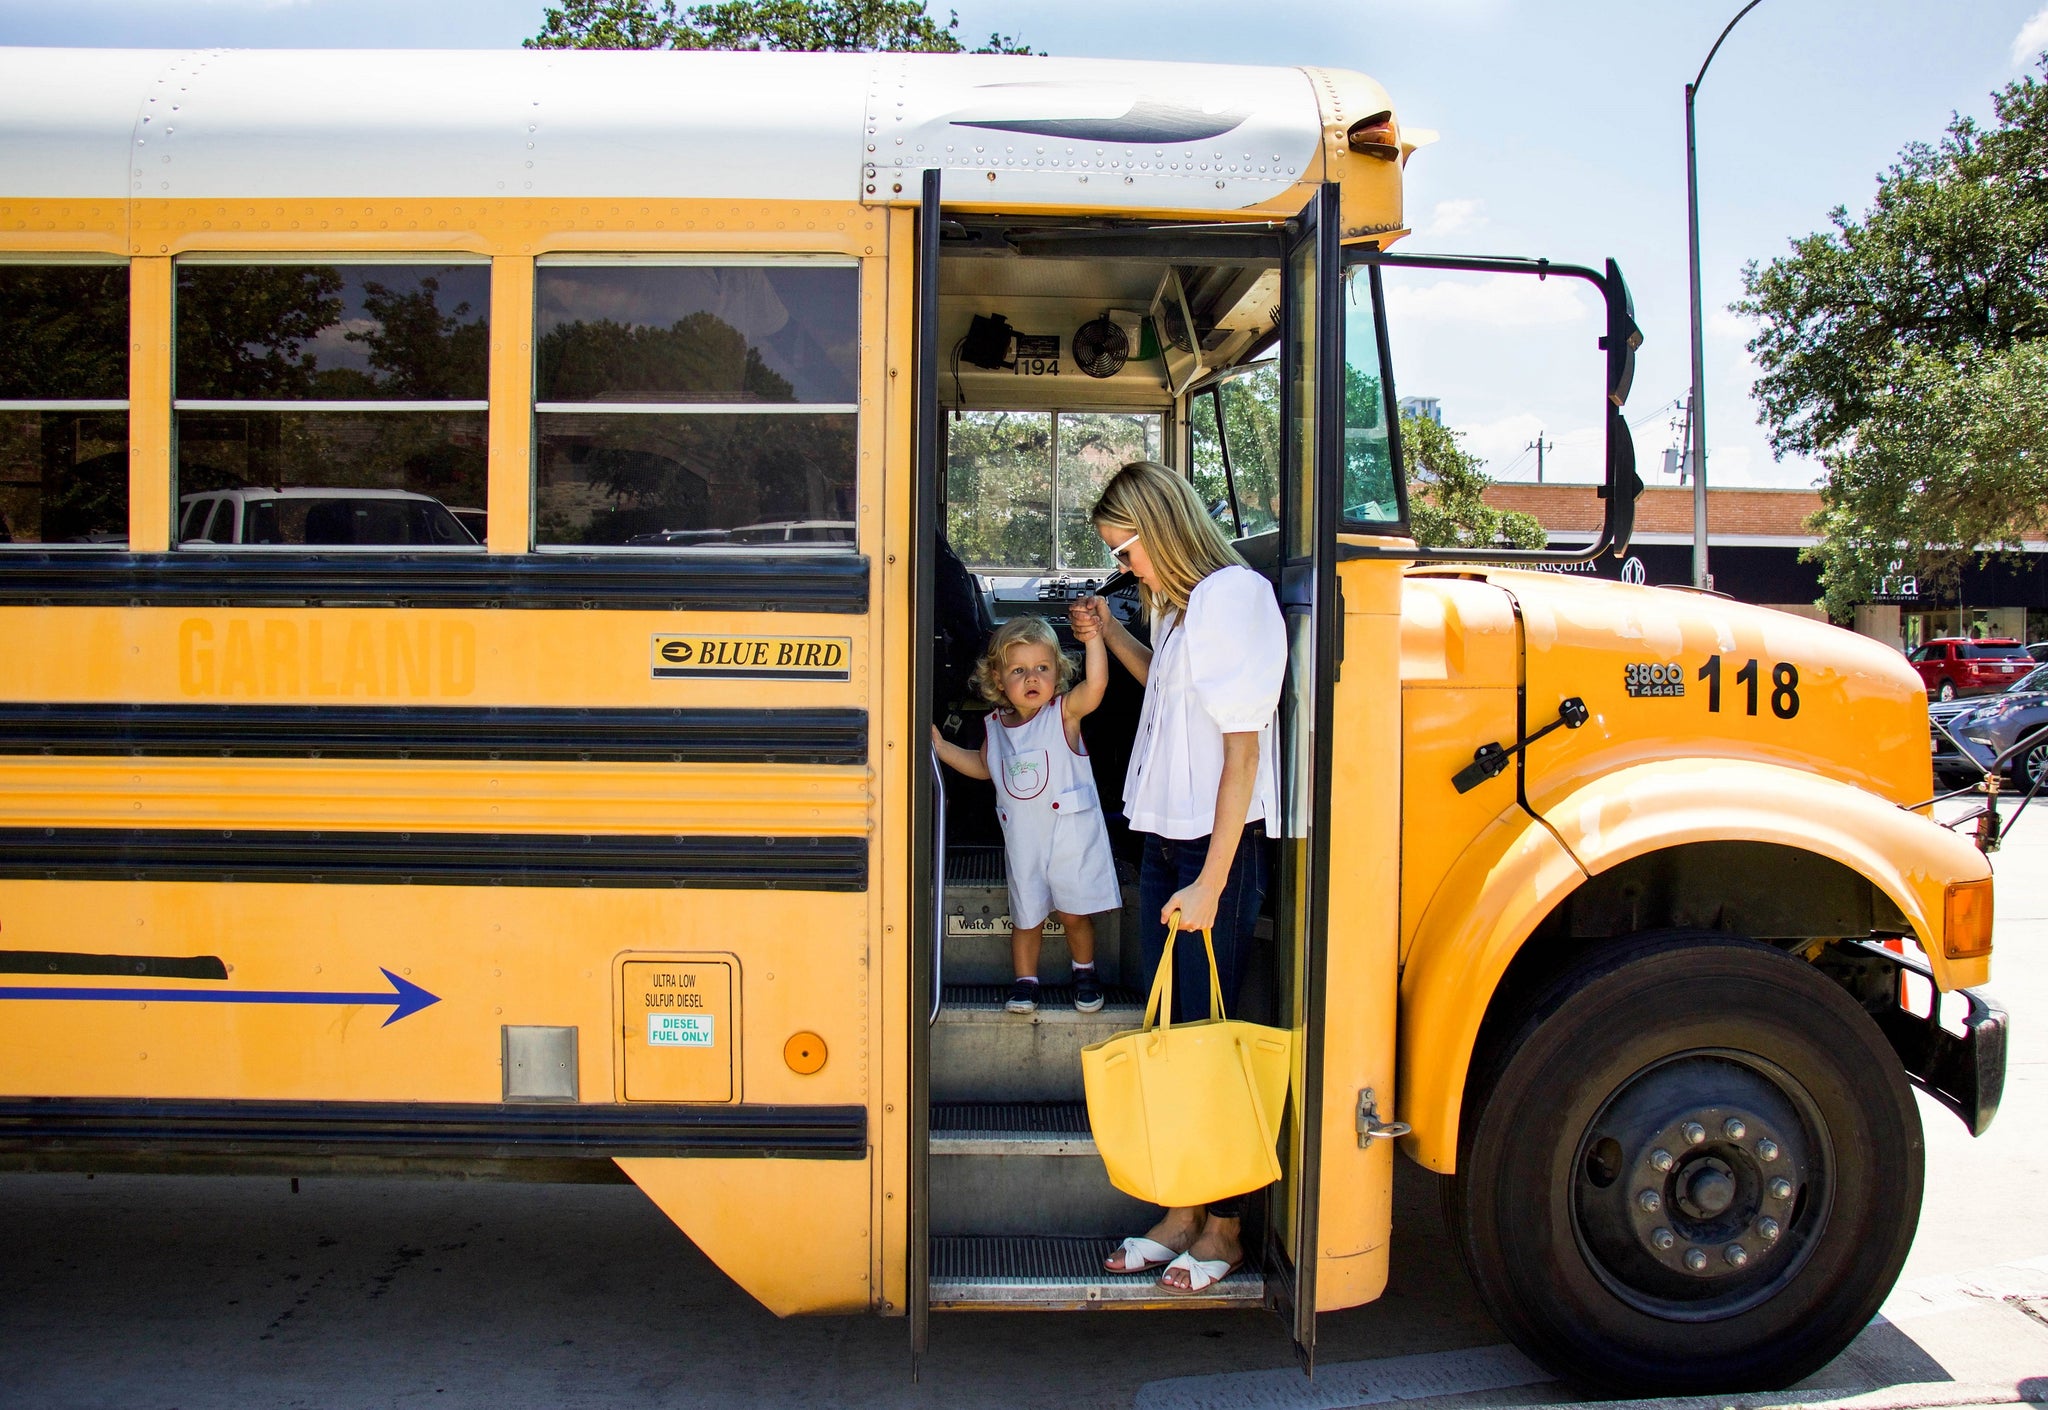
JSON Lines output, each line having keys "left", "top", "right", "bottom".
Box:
{"left": 1072, "top": 967, "right": 1104, "bottom": 1014}
{"left": 1005, "top": 978, "right": 1039, "bottom": 1014}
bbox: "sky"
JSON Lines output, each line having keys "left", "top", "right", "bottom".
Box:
{"left": 2, "top": 0, "right": 2043, "bottom": 491}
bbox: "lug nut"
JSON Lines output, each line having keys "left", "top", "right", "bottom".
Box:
{"left": 1638, "top": 1189, "right": 1662, "bottom": 1213}
{"left": 1650, "top": 1148, "right": 1674, "bottom": 1172}
{"left": 1723, "top": 1117, "right": 1747, "bottom": 1140}
{"left": 1726, "top": 1243, "right": 1749, "bottom": 1267}
{"left": 1769, "top": 1177, "right": 1793, "bottom": 1201}
{"left": 1651, "top": 1227, "right": 1675, "bottom": 1250}
{"left": 1757, "top": 1138, "right": 1779, "bottom": 1161}
{"left": 1757, "top": 1217, "right": 1781, "bottom": 1243}
{"left": 1684, "top": 1248, "right": 1709, "bottom": 1272}
{"left": 1683, "top": 1121, "right": 1707, "bottom": 1146}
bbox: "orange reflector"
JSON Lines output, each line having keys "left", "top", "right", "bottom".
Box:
{"left": 1347, "top": 111, "right": 1400, "bottom": 160}
{"left": 1943, "top": 879, "right": 1994, "bottom": 959}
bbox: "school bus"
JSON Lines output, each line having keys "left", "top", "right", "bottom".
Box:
{"left": 0, "top": 46, "right": 2006, "bottom": 1393}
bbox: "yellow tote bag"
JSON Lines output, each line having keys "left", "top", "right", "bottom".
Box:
{"left": 1080, "top": 918, "right": 1293, "bottom": 1208}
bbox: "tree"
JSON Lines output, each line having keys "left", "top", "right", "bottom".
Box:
{"left": 527, "top": 0, "right": 1034, "bottom": 53}
{"left": 1737, "top": 57, "right": 2048, "bottom": 618}
{"left": 1400, "top": 411, "right": 1545, "bottom": 551}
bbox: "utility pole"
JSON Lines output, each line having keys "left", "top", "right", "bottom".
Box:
{"left": 1687, "top": 0, "right": 1767, "bottom": 591}
{"left": 1527, "top": 433, "right": 1553, "bottom": 485}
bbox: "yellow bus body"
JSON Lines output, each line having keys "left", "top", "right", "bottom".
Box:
{"left": 0, "top": 50, "right": 1999, "bottom": 1374}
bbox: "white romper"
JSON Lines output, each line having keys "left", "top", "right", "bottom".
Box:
{"left": 984, "top": 699, "right": 1123, "bottom": 929}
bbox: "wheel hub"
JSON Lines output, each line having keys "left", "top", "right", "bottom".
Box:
{"left": 1572, "top": 1051, "right": 1828, "bottom": 1320}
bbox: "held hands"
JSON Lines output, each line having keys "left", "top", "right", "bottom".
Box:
{"left": 1069, "top": 594, "right": 1107, "bottom": 642}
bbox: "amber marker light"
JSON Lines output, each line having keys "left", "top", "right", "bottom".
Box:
{"left": 1943, "top": 879, "right": 1994, "bottom": 960}
{"left": 1347, "top": 111, "right": 1400, "bottom": 160}
{"left": 784, "top": 1031, "right": 827, "bottom": 1075}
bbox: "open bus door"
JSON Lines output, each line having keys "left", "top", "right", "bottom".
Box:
{"left": 908, "top": 168, "right": 943, "bottom": 1373}
{"left": 1265, "top": 181, "right": 1344, "bottom": 1369}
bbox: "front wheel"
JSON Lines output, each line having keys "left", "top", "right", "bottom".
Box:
{"left": 2021, "top": 740, "right": 2048, "bottom": 791}
{"left": 1937, "top": 679, "right": 1957, "bottom": 701}
{"left": 1449, "top": 934, "right": 1922, "bottom": 1396}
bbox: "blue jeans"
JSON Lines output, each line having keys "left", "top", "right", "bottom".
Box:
{"left": 1136, "top": 823, "right": 1269, "bottom": 1220}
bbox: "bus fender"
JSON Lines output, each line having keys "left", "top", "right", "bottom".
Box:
{"left": 1397, "top": 807, "right": 1588, "bottom": 1175}
{"left": 1398, "top": 759, "right": 1992, "bottom": 1175}
{"left": 1538, "top": 758, "right": 1990, "bottom": 992}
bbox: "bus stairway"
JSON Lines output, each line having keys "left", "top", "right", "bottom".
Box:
{"left": 928, "top": 849, "right": 1265, "bottom": 1310}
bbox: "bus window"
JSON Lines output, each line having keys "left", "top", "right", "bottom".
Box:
{"left": 946, "top": 409, "right": 1159, "bottom": 572}
{"left": 1215, "top": 364, "right": 1281, "bottom": 538}
{"left": 0, "top": 262, "right": 129, "bottom": 546}
{"left": 173, "top": 260, "right": 489, "bottom": 550}
{"left": 532, "top": 259, "right": 859, "bottom": 551}
{"left": 1341, "top": 267, "right": 1402, "bottom": 526}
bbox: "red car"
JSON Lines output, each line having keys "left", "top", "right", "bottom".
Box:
{"left": 1909, "top": 637, "right": 2036, "bottom": 700}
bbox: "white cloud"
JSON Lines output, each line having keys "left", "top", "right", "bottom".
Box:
{"left": 1706, "top": 307, "right": 1753, "bottom": 342}
{"left": 2016, "top": 6, "right": 2048, "bottom": 65}
{"left": 1384, "top": 272, "right": 1592, "bottom": 330}
{"left": 1416, "top": 198, "right": 1486, "bottom": 239}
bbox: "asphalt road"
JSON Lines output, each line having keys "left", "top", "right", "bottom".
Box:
{"left": 1, "top": 800, "right": 2042, "bottom": 1410}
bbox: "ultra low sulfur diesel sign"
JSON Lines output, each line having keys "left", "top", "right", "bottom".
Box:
{"left": 651, "top": 634, "right": 851, "bottom": 681}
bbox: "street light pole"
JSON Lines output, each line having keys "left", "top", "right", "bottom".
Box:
{"left": 1686, "top": 0, "right": 1766, "bottom": 591}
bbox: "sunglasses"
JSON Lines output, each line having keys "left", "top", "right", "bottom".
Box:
{"left": 1109, "top": 531, "right": 1141, "bottom": 566}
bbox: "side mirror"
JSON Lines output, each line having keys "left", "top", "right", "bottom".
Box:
{"left": 1351, "top": 251, "right": 1654, "bottom": 565}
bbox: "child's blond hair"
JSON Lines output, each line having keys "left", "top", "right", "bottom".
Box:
{"left": 974, "top": 615, "right": 1076, "bottom": 706}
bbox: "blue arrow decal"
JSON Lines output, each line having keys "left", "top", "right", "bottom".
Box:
{"left": 0, "top": 967, "right": 440, "bottom": 1027}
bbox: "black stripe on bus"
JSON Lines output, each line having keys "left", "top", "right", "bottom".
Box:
{"left": 0, "top": 950, "right": 227, "bottom": 980}
{"left": 0, "top": 1098, "right": 867, "bottom": 1161}
{"left": 0, "top": 828, "right": 867, "bottom": 890}
{"left": 0, "top": 704, "right": 868, "bottom": 765}
{"left": 0, "top": 552, "right": 869, "bottom": 614}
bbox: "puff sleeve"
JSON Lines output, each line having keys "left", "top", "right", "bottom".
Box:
{"left": 1184, "top": 566, "right": 1286, "bottom": 732}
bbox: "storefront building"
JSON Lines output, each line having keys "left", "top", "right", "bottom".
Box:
{"left": 1481, "top": 484, "right": 2048, "bottom": 652}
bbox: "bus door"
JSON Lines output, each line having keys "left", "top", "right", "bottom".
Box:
{"left": 1266, "top": 182, "right": 1345, "bottom": 1367}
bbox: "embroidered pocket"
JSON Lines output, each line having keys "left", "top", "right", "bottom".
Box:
{"left": 1002, "top": 748, "right": 1050, "bottom": 800}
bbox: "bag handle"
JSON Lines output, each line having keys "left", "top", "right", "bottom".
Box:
{"left": 1143, "top": 911, "right": 1230, "bottom": 1032}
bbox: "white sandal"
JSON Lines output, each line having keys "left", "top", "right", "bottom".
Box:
{"left": 1158, "top": 1249, "right": 1241, "bottom": 1293}
{"left": 1103, "top": 1236, "right": 1180, "bottom": 1273}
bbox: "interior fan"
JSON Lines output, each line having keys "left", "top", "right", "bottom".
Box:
{"left": 1156, "top": 292, "right": 1196, "bottom": 354}
{"left": 1070, "top": 313, "right": 1130, "bottom": 379}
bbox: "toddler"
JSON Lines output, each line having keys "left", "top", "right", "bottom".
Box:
{"left": 932, "top": 614, "right": 1121, "bottom": 1013}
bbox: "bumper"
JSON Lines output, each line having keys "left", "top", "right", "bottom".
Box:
{"left": 1852, "top": 940, "right": 2007, "bottom": 1135}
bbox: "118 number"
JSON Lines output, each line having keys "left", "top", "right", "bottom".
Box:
{"left": 1698, "top": 655, "right": 1800, "bottom": 719}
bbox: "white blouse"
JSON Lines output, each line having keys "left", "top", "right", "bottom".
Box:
{"left": 1123, "top": 564, "right": 1287, "bottom": 840}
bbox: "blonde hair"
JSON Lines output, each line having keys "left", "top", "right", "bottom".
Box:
{"left": 1090, "top": 460, "right": 1247, "bottom": 612}
{"left": 974, "top": 615, "right": 1077, "bottom": 706}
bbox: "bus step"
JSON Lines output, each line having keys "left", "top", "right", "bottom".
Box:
{"left": 929, "top": 1235, "right": 1264, "bottom": 1311}
{"left": 931, "top": 986, "right": 1141, "bottom": 1104}
{"left": 930, "top": 1100, "right": 1152, "bottom": 1236}
{"left": 942, "top": 846, "right": 1138, "bottom": 986}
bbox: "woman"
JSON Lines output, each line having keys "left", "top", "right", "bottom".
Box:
{"left": 1070, "top": 459, "right": 1286, "bottom": 1295}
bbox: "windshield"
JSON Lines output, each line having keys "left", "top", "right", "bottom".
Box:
{"left": 945, "top": 410, "right": 1161, "bottom": 572}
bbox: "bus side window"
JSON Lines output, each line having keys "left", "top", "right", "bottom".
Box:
{"left": 0, "top": 262, "right": 130, "bottom": 547}
{"left": 172, "top": 260, "right": 490, "bottom": 552}
{"left": 532, "top": 259, "right": 860, "bottom": 552}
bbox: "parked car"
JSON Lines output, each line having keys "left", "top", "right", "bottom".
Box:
{"left": 1932, "top": 662, "right": 2048, "bottom": 786}
{"left": 1908, "top": 637, "right": 2034, "bottom": 700}
{"left": 2028, "top": 640, "right": 2048, "bottom": 663}
{"left": 179, "top": 488, "right": 478, "bottom": 548}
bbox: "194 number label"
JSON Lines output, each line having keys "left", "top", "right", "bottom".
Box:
{"left": 1698, "top": 654, "right": 1800, "bottom": 719}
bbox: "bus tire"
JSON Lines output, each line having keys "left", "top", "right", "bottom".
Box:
{"left": 1450, "top": 932, "right": 1922, "bottom": 1397}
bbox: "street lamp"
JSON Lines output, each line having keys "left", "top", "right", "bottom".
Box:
{"left": 1686, "top": 0, "right": 1767, "bottom": 590}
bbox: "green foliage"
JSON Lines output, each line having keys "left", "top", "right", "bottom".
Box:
{"left": 538, "top": 313, "right": 796, "bottom": 403}
{"left": 1738, "top": 56, "right": 2048, "bottom": 616}
{"left": 527, "top": 0, "right": 1035, "bottom": 53}
{"left": 944, "top": 410, "right": 1155, "bottom": 570}
{"left": 1401, "top": 412, "right": 1545, "bottom": 550}
{"left": 0, "top": 266, "right": 128, "bottom": 400}
{"left": 351, "top": 277, "right": 490, "bottom": 401}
